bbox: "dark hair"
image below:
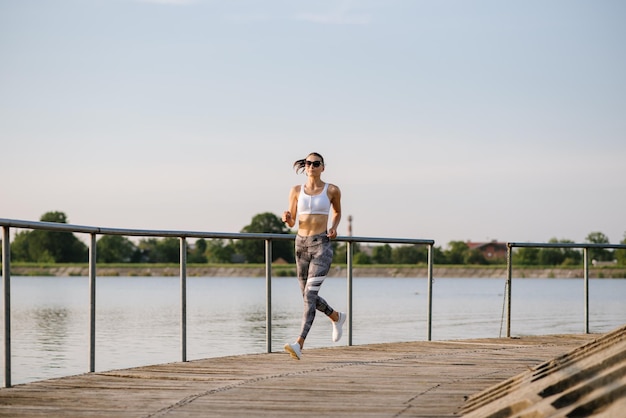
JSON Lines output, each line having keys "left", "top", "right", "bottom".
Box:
{"left": 293, "top": 152, "right": 325, "bottom": 174}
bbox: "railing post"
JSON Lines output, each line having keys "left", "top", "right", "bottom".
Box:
{"left": 346, "top": 241, "right": 353, "bottom": 346}
{"left": 265, "top": 239, "right": 272, "bottom": 353}
{"left": 426, "top": 244, "right": 433, "bottom": 341}
{"left": 2, "top": 226, "right": 11, "bottom": 388}
{"left": 89, "top": 233, "right": 97, "bottom": 373}
{"left": 583, "top": 247, "right": 589, "bottom": 334}
{"left": 506, "top": 244, "right": 512, "bottom": 338}
{"left": 180, "top": 237, "right": 187, "bottom": 362}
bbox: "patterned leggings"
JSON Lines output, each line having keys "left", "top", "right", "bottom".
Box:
{"left": 295, "top": 232, "right": 335, "bottom": 340}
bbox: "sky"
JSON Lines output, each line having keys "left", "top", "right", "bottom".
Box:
{"left": 1, "top": 0, "right": 625, "bottom": 248}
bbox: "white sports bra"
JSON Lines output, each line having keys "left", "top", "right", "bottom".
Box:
{"left": 297, "top": 183, "right": 331, "bottom": 215}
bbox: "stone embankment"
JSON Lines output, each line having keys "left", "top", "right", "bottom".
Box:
{"left": 7, "top": 265, "right": 626, "bottom": 278}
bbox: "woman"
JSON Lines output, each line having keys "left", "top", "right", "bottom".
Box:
{"left": 282, "top": 152, "right": 345, "bottom": 360}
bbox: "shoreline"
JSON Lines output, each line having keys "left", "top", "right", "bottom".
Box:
{"left": 6, "top": 265, "right": 626, "bottom": 279}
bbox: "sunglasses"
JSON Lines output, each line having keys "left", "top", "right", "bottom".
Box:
{"left": 305, "top": 160, "right": 323, "bottom": 168}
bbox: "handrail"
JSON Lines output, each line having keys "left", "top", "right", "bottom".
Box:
{"left": 0, "top": 218, "right": 434, "bottom": 388}
{"left": 505, "top": 241, "right": 626, "bottom": 338}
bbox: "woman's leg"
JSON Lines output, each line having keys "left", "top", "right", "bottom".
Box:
{"left": 298, "top": 236, "right": 334, "bottom": 343}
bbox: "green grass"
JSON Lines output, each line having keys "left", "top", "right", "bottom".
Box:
{"left": 6, "top": 261, "right": 625, "bottom": 271}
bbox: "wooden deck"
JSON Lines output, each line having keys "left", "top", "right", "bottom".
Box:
{"left": 0, "top": 334, "right": 598, "bottom": 417}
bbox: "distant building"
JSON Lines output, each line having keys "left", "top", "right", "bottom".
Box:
{"left": 466, "top": 240, "right": 507, "bottom": 261}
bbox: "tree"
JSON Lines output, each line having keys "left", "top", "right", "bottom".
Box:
{"left": 560, "top": 239, "right": 582, "bottom": 265}
{"left": 538, "top": 238, "right": 566, "bottom": 266}
{"left": 11, "top": 232, "right": 47, "bottom": 262}
{"left": 332, "top": 242, "right": 347, "bottom": 264}
{"left": 464, "top": 248, "right": 488, "bottom": 265}
{"left": 353, "top": 252, "right": 372, "bottom": 264}
{"left": 391, "top": 245, "right": 425, "bottom": 264}
{"left": 188, "top": 238, "right": 208, "bottom": 263}
{"left": 513, "top": 247, "right": 539, "bottom": 265}
{"left": 616, "top": 233, "right": 626, "bottom": 266}
{"left": 97, "top": 235, "right": 139, "bottom": 263}
{"left": 11, "top": 211, "right": 87, "bottom": 262}
{"left": 137, "top": 238, "right": 180, "bottom": 263}
{"left": 235, "top": 212, "right": 294, "bottom": 263}
{"left": 586, "top": 231, "right": 613, "bottom": 262}
{"left": 431, "top": 246, "right": 446, "bottom": 264}
{"left": 444, "top": 241, "right": 469, "bottom": 265}
{"left": 372, "top": 244, "right": 393, "bottom": 264}
{"left": 205, "top": 239, "right": 236, "bottom": 263}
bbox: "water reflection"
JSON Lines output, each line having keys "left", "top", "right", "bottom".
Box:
{"left": 241, "top": 305, "right": 267, "bottom": 335}
{"left": 34, "top": 307, "right": 71, "bottom": 355}
{"left": 11, "top": 304, "right": 88, "bottom": 383}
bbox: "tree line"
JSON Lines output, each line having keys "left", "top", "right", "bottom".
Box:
{"left": 4, "top": 211, "right": 626, "bottom": 266}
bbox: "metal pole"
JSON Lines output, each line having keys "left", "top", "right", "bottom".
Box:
{"left": 89, "top": 233, "right": 97, "bottom": 373}
{"left": 2, "top": 226, "right": 11, "bottom": 388}
{"left": 583, "top": 247, "right": 589, "bottom": 334}
{"left": 180, "top": 237, "right": 187, "bottom": 362}
{"left": 347, "top": 241, "right": 353, "bottom": 346}
{"left": 506, "top": 244, "right": 512, "bottom": 338}
{"left": 427, "top": 244, "right": 433, "bottom": 341}
{"left": 265, "top": 239, "right": 272, "bottom": 353}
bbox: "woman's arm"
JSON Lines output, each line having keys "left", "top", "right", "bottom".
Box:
{"left": 282, "top": 185, "right": 299, "bottom": 228}
{"left": 327, "top": 184, "right": 342, "bottom": 239}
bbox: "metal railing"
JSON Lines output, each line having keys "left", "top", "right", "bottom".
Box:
{"left": 0, "top": 218, "right": 434, "bottom": 388}
{"left": 504, "top": 241, "right": 626, "bottom": 338}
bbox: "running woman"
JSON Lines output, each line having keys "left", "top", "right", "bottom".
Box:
{"left": 282, "top": 152, "right": 346, "bottom": 360}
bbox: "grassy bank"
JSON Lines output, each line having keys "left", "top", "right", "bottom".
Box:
{"left": 3, "top": 263, "right": 626, "bottom": 278}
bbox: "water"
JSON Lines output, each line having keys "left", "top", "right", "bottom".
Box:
{"left": 4, "top": 276, "right": 625, "bottom": 385}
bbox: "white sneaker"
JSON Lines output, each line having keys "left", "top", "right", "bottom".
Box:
{"left": 284, "top": 342, "right": 302, "bottom": 360}
{"left": 332, "top": 312, "right": 346, "bottom": 342}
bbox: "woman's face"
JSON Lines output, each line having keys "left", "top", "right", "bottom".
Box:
{"left": 305, "top": 154, "right": 325, "bottom": 174}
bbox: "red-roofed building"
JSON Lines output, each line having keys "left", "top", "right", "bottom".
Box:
{"left": 467, "top": 240, "right": 507, "bottom": 261}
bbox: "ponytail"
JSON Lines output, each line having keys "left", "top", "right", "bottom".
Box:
{"left": 293, "top": 159, "right": 307, "bottom": 174}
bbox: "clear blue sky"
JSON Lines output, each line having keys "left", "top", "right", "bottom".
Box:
{"left": 1, "top": 0, "right": 625, "bottom": 247}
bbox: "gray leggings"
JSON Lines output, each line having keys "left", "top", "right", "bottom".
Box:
{"left": 295, "top": 232, "right": 335, "bottom": 340}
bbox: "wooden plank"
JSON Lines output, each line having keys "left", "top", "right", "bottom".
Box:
{"left": 0, "top": 334, "right": 598, "bottom": 417}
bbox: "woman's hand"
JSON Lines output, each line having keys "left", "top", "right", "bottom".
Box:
{"left": 327, "top": 228, "right": 337, "bottom": 239}
{"left": 282, "top": 211, "right": 293, "bottom": 224}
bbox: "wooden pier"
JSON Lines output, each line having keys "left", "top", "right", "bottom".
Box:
{"left": 0, "top": 334, "right": 605, "bottom": 417}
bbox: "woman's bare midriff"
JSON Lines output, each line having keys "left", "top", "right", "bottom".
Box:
{"left": 297, "top": 214, "right": 329, "bottom": 236}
